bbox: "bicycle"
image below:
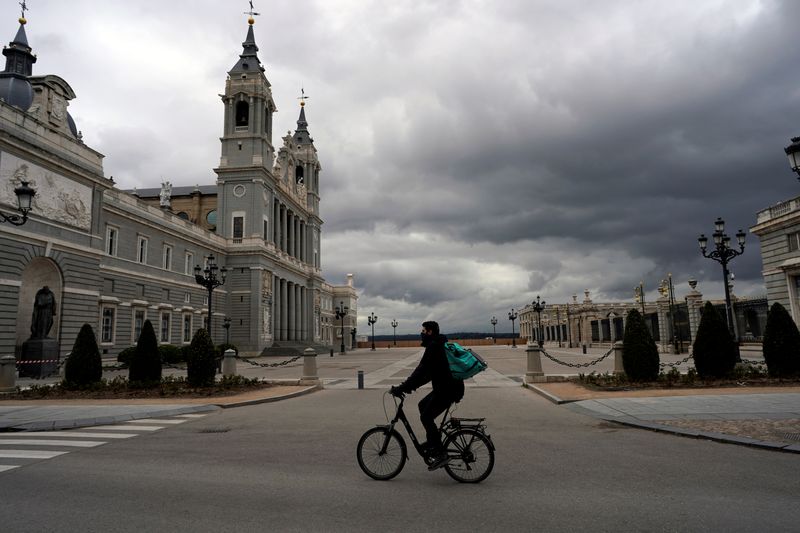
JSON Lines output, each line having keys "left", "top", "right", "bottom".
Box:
{"left": 356, "top": 391, "right": 495, "bottom": 483}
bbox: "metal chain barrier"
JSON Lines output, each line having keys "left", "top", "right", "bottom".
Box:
{"left": 236, "top": 354, "right": 303, "bottom": 368}
{"left": 540, "top": 346, "right": 614, "bottom": 368}
{"left": 739, "top": 358, "right": 764, "bottom": 366}
{"left": 659, "top": 354, "right": 694, "bottom": 368}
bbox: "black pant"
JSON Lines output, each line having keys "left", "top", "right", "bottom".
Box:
{"left": 418, "top": 391, "right": 452, "bottom": 451}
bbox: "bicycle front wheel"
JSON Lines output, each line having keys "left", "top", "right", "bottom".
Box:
{"left": 443, "top": 428, "right": 494, "bottom": 483}
{"left": 356, "top": 427, "right": 407, "bottom": 481}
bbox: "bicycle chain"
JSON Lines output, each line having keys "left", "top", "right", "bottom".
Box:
{"left": 540, "top": 346, "right": 614, "bottom": 368}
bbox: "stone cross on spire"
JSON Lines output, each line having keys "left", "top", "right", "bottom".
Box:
{"left": 244, "top": 0, "right": 260, "bottom": 22}
{"left": 19, "top": 0, "right": 28, "bottom": 21}
{"left": 298, "top": 87, "right": 310, "bottom": 107}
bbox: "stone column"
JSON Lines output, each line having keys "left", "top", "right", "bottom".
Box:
{"left": 295, "top": 284, "right": 302, "bottom": 341}
{"left": 280, "top": 279, "right": 288, "bottom": 341}
{"left": 294, "top": 217, "right": 300, "bottom": 259}
{"left": 280, "top": 206, "right": 287, "bottom": 253}
{"left": 272, "top": 274, "right": 279, "bottom": 342}
{"left": 287, "top": 281, "right": 295, "bottom": 341}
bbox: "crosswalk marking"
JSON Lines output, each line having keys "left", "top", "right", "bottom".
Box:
{"left": 18, "top": 431, "right": 137, "bottom": 439}
{"left": 91, "top": 425, "right": 164, "bottom": 431}
{"left": 0, "top": 450, "right": 69, "bottom": 459}
{"left": 0, "top": 439, "right": 105, "bottom": 448}
{"left": 127, "top": 418, "right": 187, "bottom": 424}
{"left": 0, "top": 413, "right": 209, "bottom": 475}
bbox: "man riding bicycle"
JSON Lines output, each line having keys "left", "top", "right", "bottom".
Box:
{"left": 391, "top": 321, "right": 464, "bottom": 470}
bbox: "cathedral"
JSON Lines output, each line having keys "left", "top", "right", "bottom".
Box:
{"left": 0, "top": 9, "right": 357, "bottom": 363}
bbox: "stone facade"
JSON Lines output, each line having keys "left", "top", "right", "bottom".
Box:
{"left": 0, "top": 15, "right": 356, "bottom": 361}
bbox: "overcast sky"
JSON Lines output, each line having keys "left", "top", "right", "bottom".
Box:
{"left": 7, "top": 1, "right": 800, "bottom": 335}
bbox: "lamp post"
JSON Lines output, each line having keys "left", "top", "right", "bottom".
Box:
{"left": 634, "top": 281, "right": 645, "bottom": 315}
{"left": 531, "top": 295, "right": 546, "bottom": 347}
{"left": 223, "top": 316, "right": 231, "bottom": 345}
{"left": 194, "top": 254, "right": 227, "bottom": 341}
{"left": 698, "top": 218, "right": 745, "bottom": 357}
{"left": 508, "top": 309, "right": 518, "bottom": 348}
{"left": 391, "top": 319, "right": 398, "bottom": 346}
{"left": 0, "top": 181, "right": 35, "bottom": 225}
{"left": 554, "top": 306, "right": 562, "bottom": 347}
{"left": 784, "top": 136, "right": 800, "bottom": 180}
{"left": 490, "top": 316, "right": 498, "bottom": 344}
{"left": 565, "top": 303, "right": 572, "bottom": 348}
{"left": 368, "top": 312, "right": 378, "bottom": 351}
{"left": 334, "top": 302, "right": 348, "bottom": 354}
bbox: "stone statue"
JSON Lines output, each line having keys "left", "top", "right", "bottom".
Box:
{"left": 30, "top": 286, "right": 57, "bottom": 339}
{"left": 159, "top": 181, "right": 172, "bottom": 208}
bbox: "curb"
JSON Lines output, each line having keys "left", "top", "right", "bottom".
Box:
{"left": 2, "top": 405, "right": 220, "bottom": 432}
{"left": 215, "top": 383, "right": 322, "bottom": 409}
{"left": 522, "top": 382, "right": 572, "bottom": 405}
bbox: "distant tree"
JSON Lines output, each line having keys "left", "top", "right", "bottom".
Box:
{"left": 622, "top": 308, "right": 660, "bottom": 381}
{"left": 692, "top": 302, "right": 737, "bottom": 379}
{"left": 129, "top": 320, "right": 161, "bottom": 384}
{"left": 64, "top": 323, "right": 103, "bottom": 387}
{"left": 187, "top": 328, "right": 216, "bottom": 387}
{"left": 762, "top": 302, "right": 800, "bottom": 377}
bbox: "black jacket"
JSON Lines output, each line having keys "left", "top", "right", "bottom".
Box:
{"left": 398, "top": 334, "right": 465, "bottom": 402}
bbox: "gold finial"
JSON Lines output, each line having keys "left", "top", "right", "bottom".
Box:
{"left": 245, "top": 1, "right": 259, "bottom": 25}
{"left": 298, "top": 87, "right": 309, "bottom": 107}
{"left": 19, "top": 0, "right": 28, "bottom": 24}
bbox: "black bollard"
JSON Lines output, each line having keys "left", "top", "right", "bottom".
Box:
{"left": 357, "top": 370, "right": 364, "bottom": 389}
{"left": 582, "top": 344, "right": 587, "bottom": 354}
{"left": 330, "top": 348, "right": 334, "bottom": 357}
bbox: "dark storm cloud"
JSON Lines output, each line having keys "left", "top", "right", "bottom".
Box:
{"left": 8, "top": 1, "right": 798, "bottom": 332}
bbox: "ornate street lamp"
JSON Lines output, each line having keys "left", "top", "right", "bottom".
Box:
{"left": 532, "top": 295, "right": 546, "bottom": 348}
{"left": 194, "top": 254, "right": 227, "bottom": 341}
{"left": 508, "top": 309, "right": 518, "bottom": 348}
{"left": 555, "top": 305, "right": 562, "bottom": 347}
{"left": 334, "top": 302, "right": 348, "bottom": 354}
{"left": 368, "top": 312, "right": 378, "bottom": 351}
{"left": 699, "top": 217, "right": 745, "bottom": 357}
{"left": 1, "top": 181, "right": 35, "bottom": 225}
{"left": 391, "top": 319, "right": 398, "bottom": 346}
{"left": 490, "top": 316, "right": 498, "bottom": 344}
{"left": 634, "top": 281, "right": 645, "bottom": 315}
{"left": 223, "top": 316, "right": 231, "bottom": 345}
{"left": 784, "top": 136, "right": 800, "bottom": 180}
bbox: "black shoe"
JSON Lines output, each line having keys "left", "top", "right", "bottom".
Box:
{"left": 427, "top": 451, "right": 449, "bottom": 471}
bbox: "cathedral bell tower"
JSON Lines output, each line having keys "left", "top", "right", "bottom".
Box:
{"left": 214, "top": 15, "right": 277, "bottom": 241}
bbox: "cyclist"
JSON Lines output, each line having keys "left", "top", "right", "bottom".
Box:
{"left": 390, "top": 321, "right": 464, "bottom": 470}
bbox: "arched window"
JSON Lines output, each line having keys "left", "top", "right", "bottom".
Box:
{"left": 235, "top": 101, "right": 249, "bottom": 127}
{"left": 295, "top": 165, "right": 304, "bottom": 184}
{"left": 176, "top": 212, "right": 189, "bottom": 220}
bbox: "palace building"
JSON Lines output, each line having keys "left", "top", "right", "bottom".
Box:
{"left": 0, "top": 10, "right": 356, "bottom": 364}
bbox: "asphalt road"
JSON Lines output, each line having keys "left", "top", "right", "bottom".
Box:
{"left": 2, "top": 385, "right": 798, "bottom": 532}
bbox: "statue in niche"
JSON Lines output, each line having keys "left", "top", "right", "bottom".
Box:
{"left": 30, "top": 286, "right": 57, "bottom": 339}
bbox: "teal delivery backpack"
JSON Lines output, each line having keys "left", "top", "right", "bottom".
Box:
{"left": 444, "top": 342, "right": 488, "bottom": 380}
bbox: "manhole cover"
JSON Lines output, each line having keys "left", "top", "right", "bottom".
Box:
{"left": 783, "top": 433, "right": 800, "bottom": 442}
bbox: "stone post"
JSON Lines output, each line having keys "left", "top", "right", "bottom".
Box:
{"left": 613, "top": 341, "right": 624, "bottom": 375}
{"left": 0, "top": 355, "right": 16, "bottom": 393}
{"left": 657, "top": 296, "right": 673, "bottom": 354}
{"left": 222, "top": 349, "right": 237, "bottom": 377}
{"left": 525, "top": 342, "right": 545, "bottom": 383}
{"left": 302, "top": 347, "right": 319, "bottom": 384}
{"left": 685, "top": 287, "right": 703, "bottom": 345}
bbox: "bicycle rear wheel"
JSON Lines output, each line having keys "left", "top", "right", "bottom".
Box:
{"left": 357, "top": 427, "right": 407, "bottom": 480}
{"left": 443, "top": 428, "right": 494, "bottom": 483}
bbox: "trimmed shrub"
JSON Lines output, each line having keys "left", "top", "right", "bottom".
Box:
{"left": 159, "top": 344, "right": 184, "bottom": 365}
{"left": 187, "top": 328, "right": 216, "bottom": 387}
{"left": 64, "top": 323, "right": 103, "bottom": 387}
{"left": 692, "top": 302, "right": 737, "bottom": 379}
{"left": 621, "top": 308, "right": 660, "bottom": 381}
{"left": 129, "top": 320, "right": 162, "bottom": 383}
{"left": 762, "top": 302, "right": 800, "bottom": 377}
{"left": 116, "top": 346, "right": 137, "bottom": 367}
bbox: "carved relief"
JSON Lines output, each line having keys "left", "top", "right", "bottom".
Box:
{"left": 0, "top": 152, "right": 91, "bottom": 230}
{"left": 262, "top": 271, "right": 272, "bottom": 298}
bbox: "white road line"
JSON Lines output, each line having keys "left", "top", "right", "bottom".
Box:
{"left": 176, "top": 414, "right": 208, "bottom": 418}
{"left": 0, "top": 439, "right": 105, "bottom": 448}
{"left": 0, "top": 450, "right": 69, "bottom": 459}
{"left": 0, "top": 465, "right": 19, "bottom": 472}
{"left": 18, "top": 431, "right": 137, "bottom": 439}
{"left": 126, "top": 419, "right": 186, "bottom": 424}
{"left": 91, "top": 425, "right": 164, "bottom": 431}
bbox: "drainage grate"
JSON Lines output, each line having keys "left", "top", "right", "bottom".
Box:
{"left": 198, "top": 427, "right": 231, "bottom": 434}
{"left": 783, "top": 433, "right": 800, "bottom": 442}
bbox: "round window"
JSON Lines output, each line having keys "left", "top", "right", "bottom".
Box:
{"left": 206, "top": 210, "right": 217, "bottom": 226}
{"left": 177, "top": 212, "right": 189, "bottom": 220}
